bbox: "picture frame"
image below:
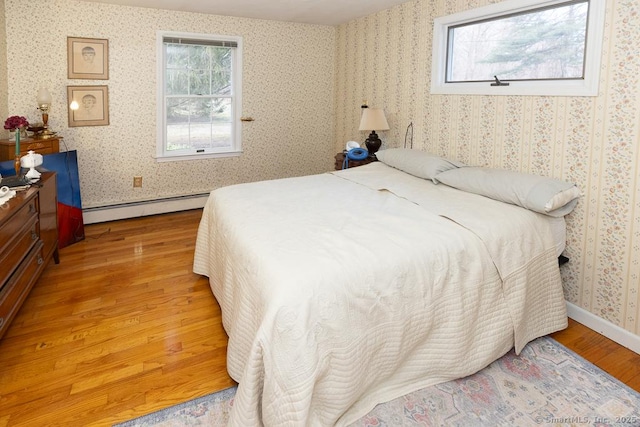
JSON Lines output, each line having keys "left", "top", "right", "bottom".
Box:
{"left": 67, "top": 37, "right": 109, "bottom": 80}
{"left": 67, "top": 85, "right": 110, "bottom": 127}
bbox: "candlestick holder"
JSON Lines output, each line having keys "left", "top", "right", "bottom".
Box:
{"left": 14, "top": 155, "right": 21, "bottom": 176}
{"left": 14, "top": 127, "right": 22, "bottom": 175}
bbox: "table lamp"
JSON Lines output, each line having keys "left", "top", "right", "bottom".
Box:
{"left": 36, "top": 88, "right": 55, "bottom": 138}
{"left": 359, "top": 107, "right": 389, "bottom": 154}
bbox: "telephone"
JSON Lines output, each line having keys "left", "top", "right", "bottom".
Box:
{"left": 346, "top": 148, "right": 368, "bottom": 161}
{"left": 345, "top": 140, "right": 360, "bottom": 151}
{"left": 342, "top": 141, "right": 369, "bottom": 169}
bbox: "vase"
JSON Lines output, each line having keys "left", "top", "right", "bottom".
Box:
{"left": 14, "top": 128, "right": 21, "bottom": 175}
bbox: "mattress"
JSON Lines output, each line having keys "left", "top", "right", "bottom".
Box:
{"left": 549, "top": 215, "right": 567, "bottom": 257}
{"left": 193, "top": 162, "right": 568, "bottom": 426}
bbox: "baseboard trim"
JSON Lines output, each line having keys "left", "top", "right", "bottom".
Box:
{"left": 566, "top": 302, "right": 640, "bottom": 355}
{"left": 83, "top": 193, "right": 210, "bottom": 224}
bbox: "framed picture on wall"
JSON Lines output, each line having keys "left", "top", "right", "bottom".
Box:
{"left": 67, "top": 85, "right": 110, "bottom": 127}
{"left": 67, "top": 36, "right": 109, "bottom": 80}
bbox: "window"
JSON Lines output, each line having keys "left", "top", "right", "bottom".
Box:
{"left": 430, "top": 0, "right": 604, "bottom": 96}
{"left": 156, "top": 31, "right": 242, "bottom": 161}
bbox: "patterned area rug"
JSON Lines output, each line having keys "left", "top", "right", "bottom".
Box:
{"left": 116, "top": 337, "right": 640, "bottom": 426}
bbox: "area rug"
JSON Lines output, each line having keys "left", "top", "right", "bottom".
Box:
{"left": 115, "top": 336, "right": 640, "bottom": 426}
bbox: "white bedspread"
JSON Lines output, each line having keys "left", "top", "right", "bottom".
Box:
{"left": 193, "top": 162, "right": 567, "bottom": 426}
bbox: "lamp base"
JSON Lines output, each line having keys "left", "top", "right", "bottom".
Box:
{"left": 364, "top": 131, "right": 382, "bottom": 154}
{"left": 30, "top": 128, "right": 57, "bottom": 140}
{"left": 25, "top": 167, "right": 41, "bottom": 180}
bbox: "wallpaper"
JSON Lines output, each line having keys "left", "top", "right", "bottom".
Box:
{"left": 4, "top": 0, "right": 640, "bottom": 341}
{"left": 0, "top": 0, "right": 7, "bottom": 134}
{"left": 2, "top": 0, "right": 335, "bottom": 207}
{"left": 335, "top": 0, "right": 640, "bottom": 338}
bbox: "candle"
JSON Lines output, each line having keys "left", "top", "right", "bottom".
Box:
{"left": 15, "top": 128, "right": 20, "bottom": 156}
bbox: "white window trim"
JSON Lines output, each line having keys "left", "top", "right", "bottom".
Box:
{"left": 430, "top": 0, "right": 605, "bottom": 97}
{"left": 156, "top": 30, "right": 243, "bottom": 162}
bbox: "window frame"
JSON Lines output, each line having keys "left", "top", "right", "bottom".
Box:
{"left": 156, "top": 30, "right": 243, "bottom": 162}
{"left": 430, "top": 0, "right": 605, "bottom": 97}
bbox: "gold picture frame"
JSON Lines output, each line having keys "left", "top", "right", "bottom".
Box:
{"left": 67, "top": 37, "right": 109, "bottom": 80}
{"left": 67, "top": 85, "right": 110, "bottom": 127}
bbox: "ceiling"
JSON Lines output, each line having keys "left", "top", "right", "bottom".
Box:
{"left": 74, "top": 0, "right": 412, "bottom": 26}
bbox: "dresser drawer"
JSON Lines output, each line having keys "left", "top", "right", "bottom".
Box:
{"left": 0, "top": 197, "right": 39, "bottom": 287}
{"left": 0, "top": 217, "right": 39, "bottom": 287}
{"left": 0, "top": 242, "right": 44, "bottom": 335}
{"left": 0, "top": 172, "right": 57, "bottom": 341}
{"left": 0, "top": 197, "right": 38, "bottom": 250}
{"left": 22, "top": 139, "right": 59, "bottom": 156}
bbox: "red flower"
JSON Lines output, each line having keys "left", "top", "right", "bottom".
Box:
{"left": 4, "top": 115, "right": 29, "bottom": 131}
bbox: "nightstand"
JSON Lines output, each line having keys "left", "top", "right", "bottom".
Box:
{"left": 334, "top": 152, "right": 377, "bottom": 171}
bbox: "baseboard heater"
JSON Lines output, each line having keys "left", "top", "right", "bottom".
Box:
{"left": 82, "top": 193, "right": 210, "bottom": 225}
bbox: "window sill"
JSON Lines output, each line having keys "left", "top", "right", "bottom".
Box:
{"left": 155, "top": 150, "right": 242, "bottom": 163}
{"left": 430, "top": 79, "right": 599, "bottom": 97}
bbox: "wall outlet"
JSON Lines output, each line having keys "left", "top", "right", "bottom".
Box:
{"left": 133, "top": 176, "right": 143, "bottom": 187}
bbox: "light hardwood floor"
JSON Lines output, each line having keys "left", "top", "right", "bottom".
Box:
{"left": 0, "top": 209, "right": 638, "bottom": 426}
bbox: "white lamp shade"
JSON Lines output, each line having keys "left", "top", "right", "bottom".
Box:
{"left": 37, "top": 88, "right": 52, "bottom": 105}
{"left": 359, "top": 108, "right": 390, "bottom": 131}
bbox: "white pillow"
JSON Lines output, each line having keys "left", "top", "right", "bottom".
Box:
{"left": 433, "top": 167, "right": 581, "bottom": 217}
{"left": 376, "top": 148, "right": 464, "bottom": 180}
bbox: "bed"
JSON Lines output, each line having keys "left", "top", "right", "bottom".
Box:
{"left": 193, "top": 150, "right": 577, "bottom": 426}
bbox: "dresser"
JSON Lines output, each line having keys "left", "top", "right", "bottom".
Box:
{"left": 0, "top": 136, "right": 61, "bottom": 162}
{"left": 0, "top": 172, "right": 59, "bottom": 339}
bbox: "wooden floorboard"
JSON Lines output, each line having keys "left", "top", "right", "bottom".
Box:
{"left": 0, "top": 210, "right": 235, "bottom": 427}
{"left": 0, "top": 209, "right": 638, "bottom": 426}
{"left": 551, "top": 318, "right": 640, "bottom": 392}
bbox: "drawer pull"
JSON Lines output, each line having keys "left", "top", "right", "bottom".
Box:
{"left": 29, "top": 203, "right": 36, "bottom": 214}
{"left": 32, "top": 231, "right": 38, "bottom": 240}
{"left": 37, "top": 256, "right": 44, "bottom": 265}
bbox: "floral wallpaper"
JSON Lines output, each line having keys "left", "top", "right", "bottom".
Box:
{"left": 335, "top": 0, "right": 640, "bottom": 339}
{"left": 0, "top": 0, "right": 7, "bottom": 134}
{"left": 4, "top": 0, "right": 640, "bottom": 343}
{"left": 2, "top": 0, "right": 335, "bottom": 207}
